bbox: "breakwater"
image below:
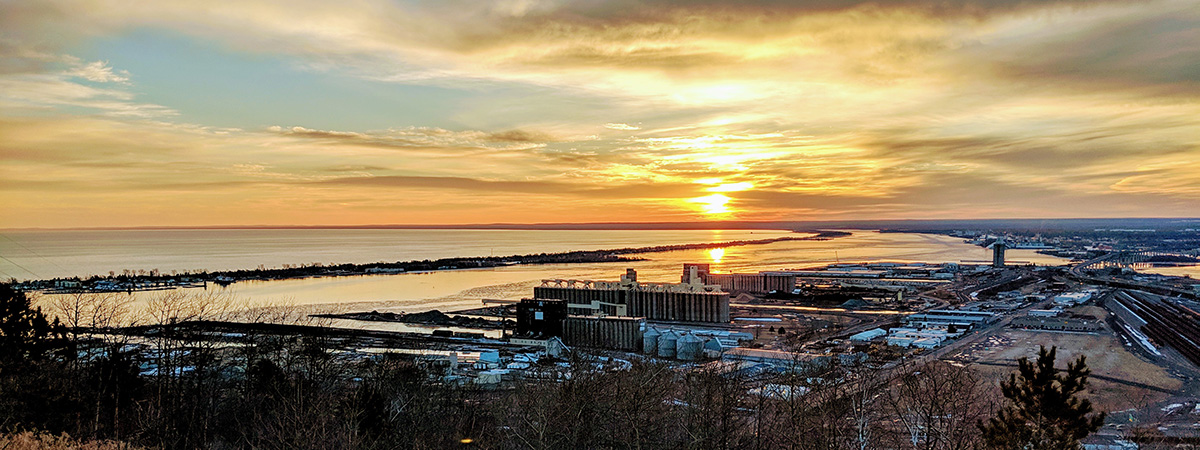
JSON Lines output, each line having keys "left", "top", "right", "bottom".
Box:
{"left": 16, "top": 230, "right": 847, "bottom": 293}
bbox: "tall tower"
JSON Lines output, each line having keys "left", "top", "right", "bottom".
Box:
{"left": 681, "top": 263, "right": 710, "bottom": 284}
{"left": 992, "top": 239, "right": 1007, "bottom": 268}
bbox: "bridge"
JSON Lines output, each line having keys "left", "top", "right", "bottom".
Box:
{"left": 1077, "top": 250, "right": 1199, "bottom": 270}
{"left": 1068, "top": 253, "right": 1200, "bottom": 300}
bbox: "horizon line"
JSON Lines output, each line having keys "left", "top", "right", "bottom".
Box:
{"left": 4, "top": 217, "right": 1199, "bottom": 232}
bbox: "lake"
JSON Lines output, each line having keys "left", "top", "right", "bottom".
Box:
{"left": 7, "top": 229, "right": 1074, "bottom": 318}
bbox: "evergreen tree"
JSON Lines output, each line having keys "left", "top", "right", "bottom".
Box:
{"left": 0, "top": 284, "right": 76, "bottom": 434}
{"left": 979, "top": 345, "right": 1105, "bottom": 450}
{"left": 0, "top": 284, "right": 58, "bottom": 365}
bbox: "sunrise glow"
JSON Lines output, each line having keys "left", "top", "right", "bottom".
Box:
{"left": 0, "top": 0, "right": 1197, "bottom": 228}
{"left": 690, "top": 194, "right": 732, "bottom": 216}
{"left": 706, "top": 182, "right": 754, "bottom": 193}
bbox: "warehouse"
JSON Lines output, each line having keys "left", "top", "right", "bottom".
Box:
{"left": 904, "top": 309, "right": 997, "bottom": 328}
{"left": 1011, "top": 315, "right": 1102, "bottom": 332}
{"left": 682, "top": 263, "right": 796, "bottom": 294}
{"left": 534, "top": 269, "right": 730, "bottom": 323}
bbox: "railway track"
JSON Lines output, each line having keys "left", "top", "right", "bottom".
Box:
{"left": 1111, "top": 290, "right": 1200, "bottom": 367}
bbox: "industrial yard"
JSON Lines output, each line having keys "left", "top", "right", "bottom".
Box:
{"left": 955, "top": 329, "right": 1185, "bottom": 411}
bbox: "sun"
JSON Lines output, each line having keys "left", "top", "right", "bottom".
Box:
{"left": 690, "top": 194, "right": 731, "bottom": 215}
{"left": 708, "top": 247, "right": 725, "bottom": 263}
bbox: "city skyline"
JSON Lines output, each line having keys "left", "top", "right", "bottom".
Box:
{"left": 3, "top": 0, "right": 1199, "bottom": 228}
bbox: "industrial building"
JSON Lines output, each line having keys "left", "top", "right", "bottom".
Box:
{"left": 1011, "top": 315, "right": 1102, "bottom": 332}
{"left": 562, "top": 316, "right": 645, "bottom": 352}
{"left": 512, "top": 298, "right": 646, "bottom": 351}
{"left": 534, "top": 268, "right": 730, "bottom": 323}
{"left": 1028, "top": 309, "right": 1062, "bottom": 317}
{"left": 904, "top": 309, "right": 998, "bottom": 328}
{"left": 1053, "top": 292, "right": 1094, "bottom": 306}
{"left": 682, "top": 263, "right": 796, "bottom": 295}
{"left": 886, "top": 327, "right": 960, "bottom": 349}
{"left": 514, "top": 299, "right": 567, "bottom": 338}
{"left": 848, "top": 328, "right": 887, "bottom": 344}
{"left": 763, "top": 263, "right": 959, "bottom": 292}
{"left": 642, "top": 326, "right": 752, "bottom": 360}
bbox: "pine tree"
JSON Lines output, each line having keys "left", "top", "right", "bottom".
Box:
{"left": 979, "top": 345, "right": 1105, "bottom": 450}
{"left": 0, "top": 284, "right": 58, "bottom": 365}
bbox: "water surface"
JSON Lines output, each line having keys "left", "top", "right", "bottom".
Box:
{"left": 16, "top": 230, "right": 1070, "bottom": 316}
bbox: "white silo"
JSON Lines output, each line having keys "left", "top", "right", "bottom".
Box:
{"left": 657, "top": 330, "right": 678, "bottom": 358}
{"left": 676, "top": 332, "right": 704, "bottom": 361}
{"left": 642, "top": 327, "right": 661, "bottom": 354}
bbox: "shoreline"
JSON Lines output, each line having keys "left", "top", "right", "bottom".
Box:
{"left": 16, "top": 230, "right": 851, "bottom": 293}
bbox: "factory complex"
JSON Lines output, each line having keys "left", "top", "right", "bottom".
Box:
{"left": 292, "top": 247, "right": 1191, "bottom": 415}
{"left": 534, "top": 268, "right": 730, "bottom": 323}
{"left": 510, "top": 264, "right": 1001, "bottom": 362}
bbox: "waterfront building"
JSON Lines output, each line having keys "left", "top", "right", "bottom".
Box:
{"left": 534, "top": 269, "right": 730, "bottom": 323}
{"left": 682, "top": 263, "right": 796, "bottom": 294}
{"left": 514, "top": 299, "right": 568, "bottom": 338}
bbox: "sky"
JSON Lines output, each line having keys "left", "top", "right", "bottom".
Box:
{"left": 1, "top": 0, "right": 1199, "bottom": 228}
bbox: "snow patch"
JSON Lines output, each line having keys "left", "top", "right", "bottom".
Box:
{"left": 1121, "top": 323, "right": 1162, "bottom": 356}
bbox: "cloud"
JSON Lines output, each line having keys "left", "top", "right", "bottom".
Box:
{"left": 312, "top": 174, "right": 700, "bottom": 199}
{"left": 312, "top": 174, "right": 569, "bottom": 194}
{"left": 3, "top": 0, "right": 1193, "bottom": 112}
{"left": 955, "top": 0, "right": 1200, "bottom": 97}
{"left": 66, "top": 59, "right": 129, "bottom": 83}
{"left": 0, "top": 46, "right": 172, "bottom": 117}
{"left": 485, "top": 129, "right": 557, "bottom": 143}
{"left": 265, "top": 125, "right": 559, "bottom": 153}
{"left": 3, "top": 0, "right": 1200, "bottom": 226}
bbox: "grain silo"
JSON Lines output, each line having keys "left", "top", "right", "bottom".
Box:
{"left": 642, "top": 327, "right": 660, "bottom": 354}
{"left": 561, "top": 316, "right": 644, "bottom": 351}
{"left": 534, "top": 269, "right": 730, "bottom": 323}
{"left": 676, "top": 332, "right": 704, "bottom": 361}
{"left": 657, "top": 330, "right": 678, "bottom": 358}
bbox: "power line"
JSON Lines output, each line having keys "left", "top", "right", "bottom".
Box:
{"left": 0, "top": 254, "right": 39, "bottom": 278}
{"left": 0, "top": 233, "right": 69, "bottom": 277}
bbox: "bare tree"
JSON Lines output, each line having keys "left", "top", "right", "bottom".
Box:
{"left": 766, "top": 357, "right": 883, "bottom": 450}
{"left": 678, "top": 364, "right": 759, "bottom": 449}
{"left": 135, "top": 289, "right": 241, "bottom": 448}
{"left": 44, "top": 291, "right": 133, "bottom": 339}
{"left": 878, "top": 361, "right": 995, "bottom": 450}
{"left": 139, "top": 289, "right": 236, "bottom": 326}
